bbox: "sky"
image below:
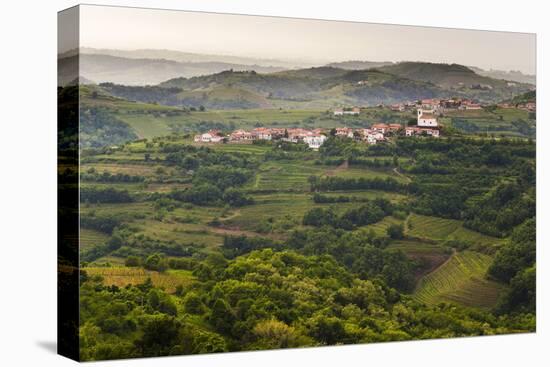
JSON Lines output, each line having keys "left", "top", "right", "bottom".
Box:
{"left": 70, "top": 4, "right": 536, "bottom": 74}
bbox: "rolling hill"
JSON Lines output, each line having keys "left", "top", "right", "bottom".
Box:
{"left": 469, "top": 66, "right": 536, "bottom": 85}
{"left": 73, "top": 59, "right": 536, "bottom": 112}
{"left": 375, "top": 62, "right": 533, "bottom": 102}
{"left": 106, "top": 68, "right": 445, "bottom": 109}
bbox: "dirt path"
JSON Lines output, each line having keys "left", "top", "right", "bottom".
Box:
{"left": 324, "top": 159, "right": 349, "bottom": 176}
{"left": 219, "top": 209, "right": 241, "bottom": 222}
{"left": 393, "top": 167, "right": 412, "bottom": 183}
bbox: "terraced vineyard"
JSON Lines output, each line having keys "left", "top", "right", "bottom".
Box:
{"left": 254, "top": 161, "right": 326, "bottom": 191}
{"left": 80, "top": 228, "right": 110, "bottom": 250}
{"left": 413, "top": 251, "right": 506, "bottom": 309}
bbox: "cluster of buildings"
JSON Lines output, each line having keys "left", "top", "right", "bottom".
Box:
{"left": 194, "top": 127, "right": 329, "bottom": 149}
{"left": 194, "top": 107, "right": 441, "bottom": 150}
{"left": 333, "top": 98, "right": 486, "bottom": 117}
{"left": 195, "top": 106, "right": 443, "bottom": 148}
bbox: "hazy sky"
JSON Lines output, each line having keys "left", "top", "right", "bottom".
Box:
{"left": 74, "top": 4, "right": 536, "bottom": 74}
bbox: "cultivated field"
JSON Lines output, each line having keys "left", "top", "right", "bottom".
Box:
{"left": 413, "top": 251, "right": 506, "bottom": 309}
{"left": 85, "top": 267, "right": 195, "bottom": 293}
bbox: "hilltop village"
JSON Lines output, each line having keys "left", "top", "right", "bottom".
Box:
{"left": 194, "top": 112, "right": 436, "bottom": 149}
{"left": 194, "top": 99, "right": 447, "bottom": 149}
{"left": 193, "top": 97, "right": 536, "bottom": 149}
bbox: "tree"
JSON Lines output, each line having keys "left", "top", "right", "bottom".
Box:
{"left": 183, "top": 292, "right": 206, "bottom": 315}
{"left": 136, "top": 314, "right": 180, "bottom": 357}
{"left": 144, "top": 253, "right": 167, "bottom": 272}
{"left": 496, "top": 265, "right": 536, "bottom": 314}
{"left": 251, "top": 319, "right": 309, "bottom": 349}
{"left": 125, "top": 255, "right": 141, "bottom": 267}
{"left": 209, "top": 299, "right": 234, "bottom": 334}
{"left": 387, "top": 224, "right": 404, "bottom": 239}
{"left": 308, "top": 315, "right": 346, "bottom": 345}
{"left": 489, "top": 218, "right": 536, "bottom": 283}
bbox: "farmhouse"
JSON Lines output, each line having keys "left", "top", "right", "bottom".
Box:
{"left": 345, "top": 107, "right": 361, "bottom": 115}
{"left": 230, "top": 129, "right": 254, "bottom": 142}
{"left": 405, "top": 126, "right": 440, "bottom": 137}
{"left": 388, "top": 124, "right": 403, "bottom": 132}
{"left": 420, "top": 99, "right": 440, "bottom": 109}
{"left": 459, "top": 100, "right": 483, "bottom": 110}
{"left": 303, "top": 134, "right": 327, "bottom": 149}
{"left": 417, "top": 109, "right": 438, "bottom": 127}
{"left": 333, "top": 107, "right": 360, "bottom": 116}
{"left": 194, "top": 130, "right": 224, "bottom": 143}
{"left": 252, "top": 127, "right": 272, "bottom": 140}
{"left": 335, "top": 127, "right": 354, "bottom": 138}
{"left": 357, "top": 128, "right": 384, "bottom": 144}
{"left": 372, "top": 123, "right": 389, "bottom": 134}
{"left": 390, "top": 104, "right": 405, "bottom": 112}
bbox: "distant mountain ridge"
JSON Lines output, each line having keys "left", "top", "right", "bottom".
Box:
{"left": 59, "top": 53, "right": 287, "bottom": 86}
{"left": 79, "top": 47, "right": 305, "bottom": 68}
{"left": 374, "top": 62, "right": 533, "bottom": 101}
{"left": 60, "top": 48, "right": 535, "bottom": 109}
{"left": 326, "top": 60, "right": 394, "bottom": 70}
{"left": 468, "top": 66, "right": 535, "bottom": 85}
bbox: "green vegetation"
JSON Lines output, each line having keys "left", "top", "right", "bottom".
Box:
{"left": 80, "top": 249, "right": 533, "bottom": 360}
{"left": 74, "top": 91, "right": 536, "bottom": 360}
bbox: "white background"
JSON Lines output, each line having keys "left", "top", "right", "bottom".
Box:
{"left": 0, "top": 0, "right": 547, "bottom": 365}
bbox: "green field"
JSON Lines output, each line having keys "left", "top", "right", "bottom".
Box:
{"left": 442, "top": 107, "right": 535, "bottom": 137}
{"left": 413, "top": 251, "right": 506, "bottom": 309}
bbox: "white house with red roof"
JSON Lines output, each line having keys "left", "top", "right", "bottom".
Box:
{"left": 303, "top": 134, "right": 327, "bottom": 149}
{"left": 194, "top": 130, "right": 224, "bottom": 143}
{"left": 230, "top": 129, "right": 253, "bottom": 142}
{"left": 335, "top": 127, "right": 354, "bottom": 138}
{"left": 252, "top": 127, "right": 272, "bottom": 140}
{"left": 372, "top": 123, "right": 389, "bottom": 134}
{"left": 417, "top": 109, "right": 438, "bottom": 127}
